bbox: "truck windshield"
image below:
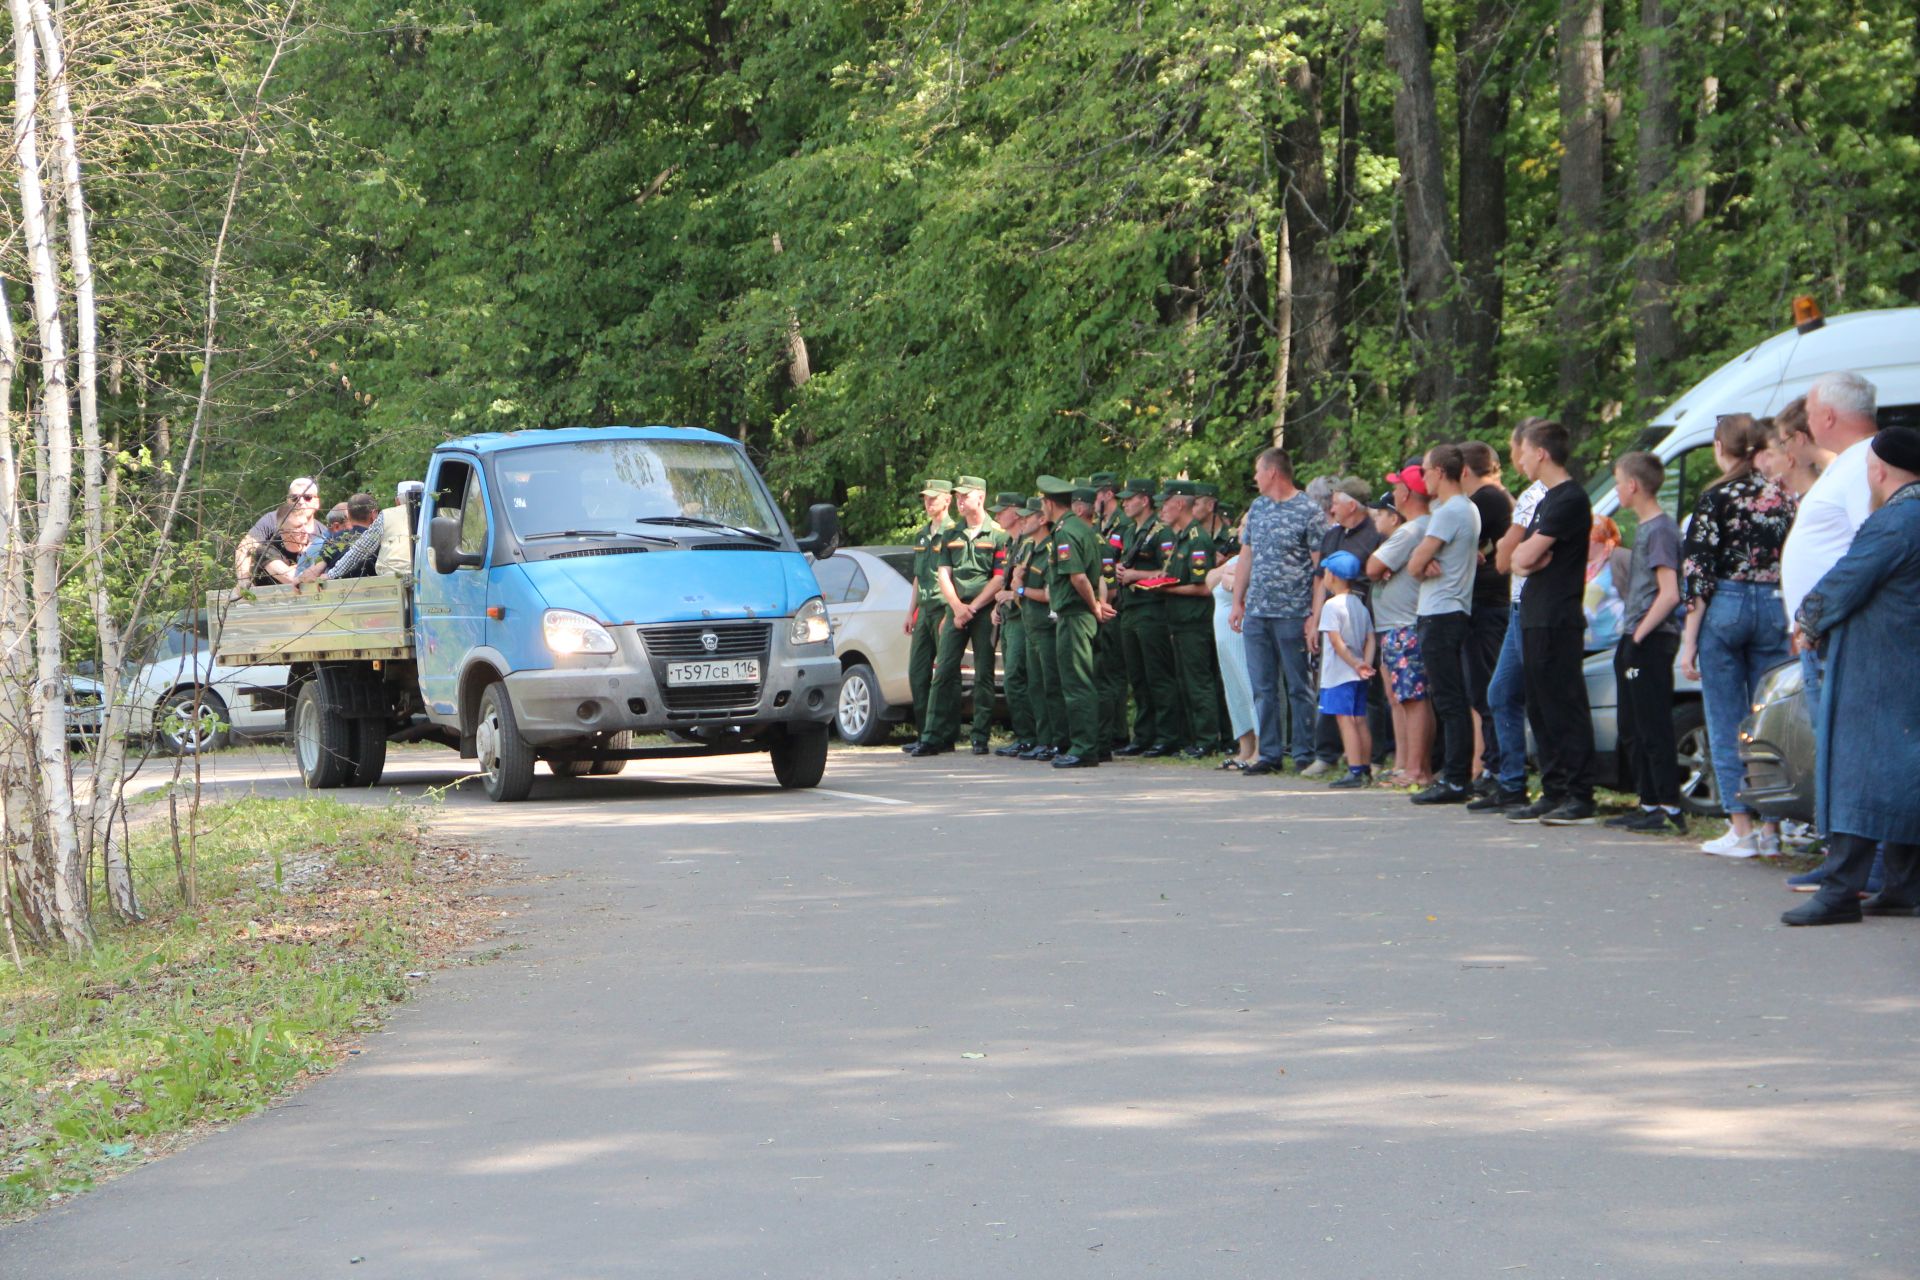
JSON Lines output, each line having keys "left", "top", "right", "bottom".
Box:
{"left": 494, "top": 439, "right": 785, "bottom": 544}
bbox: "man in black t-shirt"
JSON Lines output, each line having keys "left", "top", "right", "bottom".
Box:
{"left": 1507, "top": 421, "right": 1597, "bottom": 824}
{"left": 1460, "top": 442, "right": 1514, "bottom": 791}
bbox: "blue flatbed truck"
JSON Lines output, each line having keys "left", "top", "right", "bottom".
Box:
{"left": 213, "top": 426, "right": 843, "bottom": 800}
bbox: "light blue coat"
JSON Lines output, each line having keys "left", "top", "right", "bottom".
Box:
{"left": 1796, "top": 482, "right": 1920, "bottom": 844}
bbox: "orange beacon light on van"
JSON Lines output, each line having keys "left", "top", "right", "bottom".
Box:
{"left": 1793, "top": 295, "right": 1825, "bottom": 334}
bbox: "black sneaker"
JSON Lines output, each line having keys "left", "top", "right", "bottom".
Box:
{"left": 1622, "top": 808, "right": 1687, "bottom": 834}
{"left": 994, "top": 742, "right": 1033, "bottom": 758}
{"left": 1468, "top": 788, "right": 1527, "bottom": 813}
{"left": 1115, "top": 744, "right": 1148, "bottom": 757}
{"left": 1240, "top": 760, "right": 1282, "bottom": 777}
{"left": 971, "top": 743, "right": 991, "bottom": 756}
{"left": 1604, "top": 809, "right": 1651, "bottom": 829}
{"left": 1471, "top": 772, "right": 1498, "bottom": 798}
{"left": 1539, "top": 799, "right": 1598, "bottom": 826}
{"left": 1328, "top": 769, "right": 1372, "bottom": 790}
{"left": 1410, "top": 782, "right": 1468, "bottom": 805}
{"left": 1506, "top": 797, "right": 1559, "bottom": 821}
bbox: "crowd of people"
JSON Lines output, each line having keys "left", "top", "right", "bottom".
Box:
{"left": 896, "top": 371, "right": 1920, "bottom": 927}
{"left": 233, "top": 478, "right": 419, "bottom": 589}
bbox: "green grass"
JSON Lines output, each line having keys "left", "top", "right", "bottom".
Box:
{"left": 0, "top": 795, "right": 471, "bottom": 1220}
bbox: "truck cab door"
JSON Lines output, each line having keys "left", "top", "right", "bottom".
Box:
{"left": 415, "top": 455, "right": 493, "bottom": 722}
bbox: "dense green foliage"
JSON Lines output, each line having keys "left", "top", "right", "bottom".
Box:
{"left": 86, "top": 1, "right": 1920, "bottom": 541}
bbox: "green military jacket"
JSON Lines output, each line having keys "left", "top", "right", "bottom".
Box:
{"left": 939, "top": 520, "right": 1010, "bottom": 601}
{"left": 1166, "top": 521, "right": 1219, "bottom": 622}
{"left": 1047, "top": 513, "right": 1101, "bottom": 616}
{"left": 1016, "top": 532, "right": 1056, "bottom": 627}
{"left": 1120, "top": 518, "right": 1172, "bottom": 608}
{"left": 1204, "top": 517, "right": 1240, "bottom": 560}
{"left": 910, "top": 516, "right": 956, "bottom": 608}
{"left": 1098, "top": 510, "right": 1130, "bottom": 602}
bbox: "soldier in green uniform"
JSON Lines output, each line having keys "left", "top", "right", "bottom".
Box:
{"left": 911, "top": 477, "right": 1010, "bottom": 757}
{"left": 990, "top": 493, "right": 1037, "bottom": 756}
{"left": 904, "top": 478, "right": 955, "bottom": 751}
{"left": 1153, "top": 480, "right": 1222, "bottom": 757}
{"left": 1089, "top": 471, "right": 1131, "bottom": 752}
{"left": 1040, "top": 477, "right": 1113, "bottom": 768}
{"left": 1012, "top": 498, "right": 1064, "bottom": 759}
{"left": 1113, "top": 479, "right": 1185, "bottom": 756}
{"left": 1194, "top": 483, "right": 1239, "bottom": 557}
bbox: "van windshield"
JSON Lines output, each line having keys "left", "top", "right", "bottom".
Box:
{"left": 1586, "top": 424, "right": 1671, "bottom": 502}
{"left": 493, "top": 439, "right": 785, "bottom": 543}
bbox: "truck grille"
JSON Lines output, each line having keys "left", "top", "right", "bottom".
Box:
{"left": 661, "top": 684, "right": 762, "bottom": 717}
{"left": 639, "top": 622, "right": 771, "bottom": 659}
{"left": 638, "top": 621, "right": 772, "bottom": 716}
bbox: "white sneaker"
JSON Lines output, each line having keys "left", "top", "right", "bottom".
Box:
{"left": 1299, "top": 760, "right": 1334, "bottom": 778}
{"left": 1754, "top": 830, "right": 1782, "bottom": 857}
{"left": 1700, "top": 830, "right": 1761, "bottom": 858}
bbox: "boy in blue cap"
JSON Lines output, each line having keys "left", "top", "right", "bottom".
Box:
{"left": 1318, "top": 550, "right": 1377, "bottom": 788}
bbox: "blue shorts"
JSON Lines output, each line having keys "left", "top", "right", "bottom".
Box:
{"left": 1318, "top": 680, "right": 1367, "bottom": 718}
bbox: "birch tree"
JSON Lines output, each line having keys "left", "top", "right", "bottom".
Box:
{"left": 9, "top": 0, "right": 87, "bottom": 951}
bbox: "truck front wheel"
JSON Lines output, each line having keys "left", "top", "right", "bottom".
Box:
{"left": 771, "top": 723, "right": 829, "bottom": 789}
{"left": 475, "top": 683, "right": 536, "bottom": 802}
{"left": 294, "top": 680, "right": 353, "bottom": 789}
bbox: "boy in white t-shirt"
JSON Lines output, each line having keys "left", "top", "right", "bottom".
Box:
{"left": 1318, "top": 551, "right": 1377, "bottom": 789}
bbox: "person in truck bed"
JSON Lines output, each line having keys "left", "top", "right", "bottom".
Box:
{"left": 233, "top": 475, "right": 321, "bottom": 589}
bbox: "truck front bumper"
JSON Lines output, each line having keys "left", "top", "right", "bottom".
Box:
{"left": 501, "top": 619, "right": 841, "bottom": 748}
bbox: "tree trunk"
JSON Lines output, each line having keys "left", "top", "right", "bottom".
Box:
{"left": 1631, "top": 0, "right": 1683, "bottom": 413}
{"left": 32, "top": 0, "right": 135, "bottom": 919}
{"left": 0, "top": 278, "right": 41, "bottom": 952}
{"left": 1556, "top": 0, "right": 1607, "bottom": 439}
{"left": 11, "top": 0, "right": 88, "bottom": 951}
{"left": 770, "top": 233, "right": 811, "bottom": 389}
{"left": 1276, "top": 55, "right": 1351, "bottom": 457}
{"left": 1456, "top": 0, "right": 1515, "bottom": 434}
{"left": 1684, "top": 12, "right": 1723, "bottom": 229}
{"left": 1272, "top": 207, "right": 1291, "bottom": 444}
{"left": 1383, "top": 0, "right": 1459, "bottom": 429}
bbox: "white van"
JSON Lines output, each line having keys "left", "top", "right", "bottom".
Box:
{"left": 1591, "top": 305, "right": 1920, "bottom": 527}
{"left": 1577, "top": 305, "right": 1920, "bottom": 815}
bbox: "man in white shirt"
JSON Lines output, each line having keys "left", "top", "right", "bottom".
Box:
{"left": 1778, "top": 370, "right": 1885, "bottom": 896}
{"left": 1782, "top": 370, "right": 1879, "bottom": 643}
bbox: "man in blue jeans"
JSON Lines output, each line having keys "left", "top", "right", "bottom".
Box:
{"left": 1471, "top": 421, "right": 1549, "bottom": 812}
{"left": 1231, "top": 446, "right": 1327, "bottom": 775}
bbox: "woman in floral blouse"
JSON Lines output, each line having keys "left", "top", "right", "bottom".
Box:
{"left": 1678, "top": 414, "right": 1798, "bottom": 856}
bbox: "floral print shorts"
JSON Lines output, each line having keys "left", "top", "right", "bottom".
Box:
{"left": 1380, "top": 626, "right": 1427, "bottom": 703}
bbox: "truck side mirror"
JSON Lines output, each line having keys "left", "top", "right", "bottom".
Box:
{"left": 429, "top": 514, "right": 479, "bottom": 574}
{"left": 794, "top": 504, "right": 839, "bottom": 559}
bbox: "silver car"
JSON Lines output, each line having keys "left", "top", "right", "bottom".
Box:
{"left": 1581, "top": 646, "right": 1717, "bottom": 816}
{"left": 815, "top": 547, "right": 917, "bottom": 744}
{"left": 1733, "top": 660, "right": 1814, "bottom": 823}
{"left": 814, "top": 545, "right": 995, "bottom": 744}
{"left": 122, "top": 612, "right": 290, "bottom": 754}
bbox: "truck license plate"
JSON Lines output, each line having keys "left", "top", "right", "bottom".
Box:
{"left": 665, "top": 658, "right": 761, "bottom": 686}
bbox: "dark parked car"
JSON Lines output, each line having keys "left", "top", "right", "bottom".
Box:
{"left": 1735, "top": 660, "right": 1814, "bottom": 823}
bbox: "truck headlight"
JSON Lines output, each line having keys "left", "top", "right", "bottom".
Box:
{"left": 1750, "top": 660, "right": 1804, "bottom": 713}
{"left": 543, "top": 608, "right": 616, "bottom": 656}
{"left": 788, "top": 596, "right": 832, "bottom": 648}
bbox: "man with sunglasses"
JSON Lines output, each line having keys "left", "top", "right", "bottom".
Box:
{"left": 234, "top": 476, "right": 321, "bottom": 589}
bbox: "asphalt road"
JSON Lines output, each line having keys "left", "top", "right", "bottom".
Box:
{"left": 6, "top": 744, "right": 1918, "bottom": 1278}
